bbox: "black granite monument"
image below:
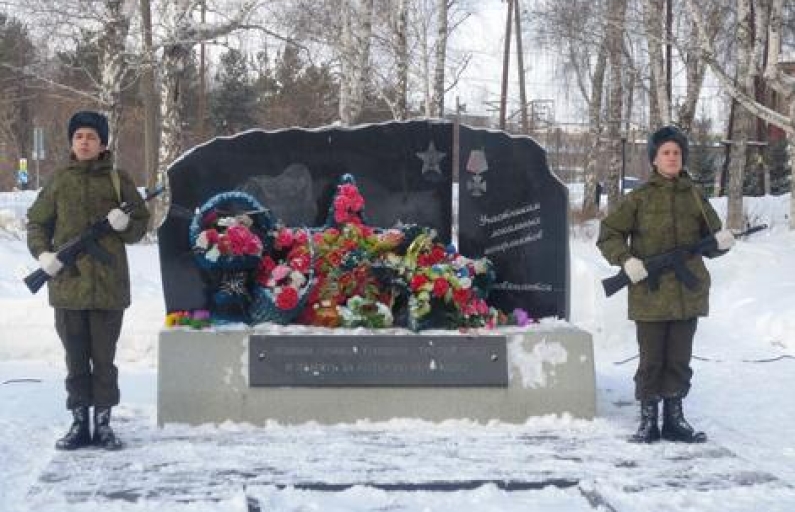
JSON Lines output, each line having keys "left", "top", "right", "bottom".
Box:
{"left": 158, "top": 120, "right": 569, "bottom": 320}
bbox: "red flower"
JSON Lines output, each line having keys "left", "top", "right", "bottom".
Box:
{"left": 453, "top": 288, "right": 471, "bottom": 306}
{"left": 429, "top": 246, "right": 446, "bottom": 265}
{"left": 432, "top": 277, "right": 449, "bottom": 298}
{"left": 410, "top": 274, "right": 429, "bottom": 291}
{"left": 326, "top": 250, "right": 344, "bottom": 268}
{"left": 275, "top": 287, "right": 299, "bottom": 310}
{"left": 290, "top": 253, "right": 311, "bottom": 273}
{"left": 225, "top": 225, "right": 262, "bottom": 255}
{"left": 275, "top": 228, "right": 294, "bottom": 250}
{"left": 294, "top": 230, "right": 309, "bottom": 245}
{"left": 205, "top": 228, "right": 220, "bottom": 244}
{"left": 256, "top": 256, "right": 277, "bottom": 286}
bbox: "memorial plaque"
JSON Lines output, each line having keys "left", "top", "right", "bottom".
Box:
{"left": 249, "top": 335, "right": 508, "bottom": 387}
{"left": 457, "top": 126, "right": 570, "bottom": 320}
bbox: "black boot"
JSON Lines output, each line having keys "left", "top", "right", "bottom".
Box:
{"left": 661, "top": 397, "right": 707, "bottom": 443}
{"left": 629, "top": 400, "right": 661, "bottom": 443}
{"left": 93, "top": 407, "right": 123, "bottom": 450}
{"left": 55, "top": 407, "right": 91, "bottom": 450}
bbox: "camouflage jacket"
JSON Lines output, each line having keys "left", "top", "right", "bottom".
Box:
{"left": 26, "top": 153, "right": 150, "bottom": 310}
{"left": 596, "top": 171, "right": 724, "bottom": 321}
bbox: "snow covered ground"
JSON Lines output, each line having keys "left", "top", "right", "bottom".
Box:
{"left": 1, "top": 190, "right": 794, "bottom": 511}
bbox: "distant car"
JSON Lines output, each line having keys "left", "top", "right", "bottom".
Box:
{"left": 622, "top": 176, "right": 641, "bottom": 192}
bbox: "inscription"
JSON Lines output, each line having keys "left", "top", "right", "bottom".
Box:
{"left": 249, "top": 335, "right": 508, "bottom": 387}
{"left": 493, "top": 282, "right": 554, "bottom": 292}
{"left": 480, "top": 202, "right": 543, "bottom": 256}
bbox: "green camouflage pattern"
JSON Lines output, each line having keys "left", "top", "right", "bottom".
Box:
{"left": 597, "top": 171, "right": 724, "bottom": 321}
{"left": 26, "top": 153, "right": 150, "bottom": 310}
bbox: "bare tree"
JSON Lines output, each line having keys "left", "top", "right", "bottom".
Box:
{"left": 604, "top": 0, "right": 629, "bottom": 213}
{"left": 583, "top": 41, "right": 610, "bottom": 217}
{"left": 643, "top": 0, "right": 670, "bottom": 126}
{"left": 0, "top": 0, "right": 137, "bottom": 162}
{"left": 430, "top": 0, "right": 448, "bottom": 117}
{"left": 394, "top": 0, "right": 410, "bottom": 120}
{"left": 339, "top": 0, "right": 375, "bottom": 125}
{"left": 97, "top": 0, "right": 133, "bottom": 158}
{"left": 686, "top": 0, "right": 795, "bottom": 229}
{"left": 154, "top": 0, "right": 258, "bottom": 178}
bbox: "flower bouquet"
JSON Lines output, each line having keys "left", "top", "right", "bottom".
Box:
{"left": 189, "top": 191, "right": 273, "bottom": 271}
{"left": 324, "top": 173, "right": 366, "bottom": 228}
{"left": 400, "top": 229, "right": 498, "bottom": 331}
{"left": 249, "top": 226, "right": 314, "bottom": 325}
{"left": 298, "top": 175, "right": 404, "bottom": 326}
{"left": 339, "top": 295, "right": 394, "bottom": 328}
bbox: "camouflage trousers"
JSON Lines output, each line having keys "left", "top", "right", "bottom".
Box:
{"left": 634, "top": 318, "right": 698, "bottom": 401}
{"left": 55, "top": 309, "right": 124, "bottom": 410}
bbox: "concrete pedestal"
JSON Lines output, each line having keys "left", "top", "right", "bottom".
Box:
{"left": 157, "top": 325, "right": 595, "bottom": 425}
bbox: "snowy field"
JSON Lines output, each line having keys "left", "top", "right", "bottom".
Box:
{"left": 1, "top": 190, "right": 795, "bottom": 511}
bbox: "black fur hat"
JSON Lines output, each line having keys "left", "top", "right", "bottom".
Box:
{"left": 67, "top": 111, "right": 109, "bottom": 146}
{"left": 647, "top": 125, "right": 688, "bottom": 166}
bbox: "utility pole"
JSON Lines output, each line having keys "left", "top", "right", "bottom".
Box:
{"left": 198, "top": 0, "right": 207, "bottom": 141}
{"left": 513, "top": 0, "right": 529, "bottom": 134}
{"left": 499, "top": 0, "right": 513, "bottom": 130}
{"left": 499, "top": 0, "right": 529, "bottom": 133}
{"left": 665, "top": 0, "right": 672, "bottom": 116}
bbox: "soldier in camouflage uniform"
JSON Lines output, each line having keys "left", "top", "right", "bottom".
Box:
{"left": 597, "top": 126, "right": 736, "bottom": 444}
{"left": 27, "top": 111, "right": 150, "bottom": 451}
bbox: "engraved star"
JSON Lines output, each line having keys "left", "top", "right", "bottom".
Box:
{"left": 416, "top": 141, "right": 446, "bottom": 181}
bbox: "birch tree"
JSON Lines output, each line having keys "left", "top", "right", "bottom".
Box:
{"left": 529, "top": 0, "right": 609, "bottom": 216}
{"left": 154, "top": 0, "right": 258, "bottom": 178}
{"left": 685, "top": 0, "right": 795, "bottom": 229}
{"left": 0, "top": 0, "right": 136, "bottom": 162}
{"left": 97, "top": 0, "right": 133, "bottom": 158}
{"left": 339, "top": 0, "right": 375, "bottom": 125}
{"left": 643, "top": 0, "right": 670, "bottom": 126}
{"left": 604, "top": 0, "right": 629, "bottom": 213}
{"left": 394, "top": 0, "right": 410, "bottom": 119}
{"left": 430, "top": 0, "right": 448, "bottom": 117}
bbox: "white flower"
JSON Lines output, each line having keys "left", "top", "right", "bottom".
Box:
{"left": 196, "top": 231, "right": 209, "bottom": 250}
{"left": 235, "top": 214, "right": 253, "bottom": 227}
{"left": 206, "top": 246, "right": 221, "bottom": 262}
{"left": 217, "top": 216, "right": 236, "bottom": 227}
{"left": 290, "top": 271, "right": 307, "bottom": 288}
{"left": 459, "top": 277, "right": 472, "bottom": 289}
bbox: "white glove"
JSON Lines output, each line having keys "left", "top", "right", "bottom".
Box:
{"left": 623, "top": 257, "right": 648, "bottom": 284}
{"left": 714, "top": 229, "right": 735, "bottom": 251}
{"left": 107, "top": 208, "right": 130, "bottom": 232}
{"left": 38, "top": 251, "right": 64, "bottom": 277}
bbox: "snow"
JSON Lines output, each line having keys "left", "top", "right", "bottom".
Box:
{"left": 2, "top": 190, "right": 795, "bottom": 511}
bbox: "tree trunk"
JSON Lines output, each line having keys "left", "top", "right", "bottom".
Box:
{"left": 581, "top": 40, "right": 608, "bottom": 218}
{"left": 726, "top": 0, "right": 754, "bottom": 230}
{"left": 431, "top": 0, "right": 448, "bottom": 117}
{"left": 339, "top": 0, "right": 374, "bottom": 125}
{"left": 605, "top": 0, "right": 627, "bottom": 214}
{"left": 644, "top": 0, "right": 669, "bottom": 126}
{"left": 140, "top": 0, "right": 159, "bottom": 193}
{"left": 339, "top": 0, "right": 354, "bottom": 124}
{"left": 789, "top": 105, "right": 795, "bottom": 230}
{"left": 97, "top": 0, "right": 131, "bottom": 164}
{"left": 394, "top": 0, "right": 409, "bottom": 120}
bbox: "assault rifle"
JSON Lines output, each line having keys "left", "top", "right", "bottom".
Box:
{"left": 602, "top": 224, "right": 767, "bottom": 297}
{"left": 24, "top": 185, "right": 165, "bottom": 294}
